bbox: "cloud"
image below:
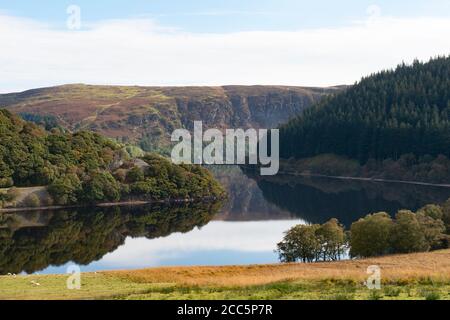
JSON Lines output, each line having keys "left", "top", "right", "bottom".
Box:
{"left": 94, "top": 220, "right": 305, "bottom": 268}
{"left": 1, "top": 13, "right": 450, "bottom": 92}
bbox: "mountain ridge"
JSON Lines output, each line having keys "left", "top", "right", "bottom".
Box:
{"left": 0, "top": 84, "right": 342, "bottom": 151}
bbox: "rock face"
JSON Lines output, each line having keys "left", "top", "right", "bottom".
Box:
{"left": 0, "top": 84, "right": 341, "bottom": 149}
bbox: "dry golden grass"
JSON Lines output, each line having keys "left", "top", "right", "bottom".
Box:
{"left": 1, "top": 250, "right": 448, "bottom": 300}
{"left": 107, "top": 250, "right": 450, "bottom": 287}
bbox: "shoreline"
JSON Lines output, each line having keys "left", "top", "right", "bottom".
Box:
{"left": 0, "top": 196, "right": 222, "bottom": 213}
{"left": 280, "top": 172, "right": 450, "bottom": 188}
{"left": 241, "top": 165, "right": 450, "bottom": 188}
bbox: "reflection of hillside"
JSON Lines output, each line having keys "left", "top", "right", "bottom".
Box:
{"left": 209, "top": 166, "right": 294, "bottom": 221}
{"left": 246, "top": 173, "right": 450, "bottom": 227}
{"left": 0, "top": 202, "right": 222, "bottom": 274}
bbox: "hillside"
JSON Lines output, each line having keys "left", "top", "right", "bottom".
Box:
{"left": 0, "top": 110, "right": 224, "bottom": 208}
{"left": 280, "top": 56, "right": 450, "bottom": 164}
{"left": 0, "top": 84, "right": 339, "bottom": 151}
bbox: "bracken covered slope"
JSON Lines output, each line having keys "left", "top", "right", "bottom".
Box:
{"left": 0, "top": 84, "right": 340, "bottom": 150}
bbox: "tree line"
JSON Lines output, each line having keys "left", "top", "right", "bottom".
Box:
{"left": 277, "top": 199, "right": 450, "bottom": 262}
{"left": 279, "top": 56, "right": 450, "bottom": 165}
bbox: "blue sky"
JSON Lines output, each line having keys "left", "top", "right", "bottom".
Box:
{"left": 2, "top": 0, "right": 450, "bottom": 32}
{"left": 1, "top": 1, "right": 450, "bottom": 92}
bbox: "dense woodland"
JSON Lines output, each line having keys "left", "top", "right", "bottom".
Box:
{"left": 280, "top": 57, "right": 450, "bottom": 166}
{"left": 0, "top": 110, "right": 224, "bottom": 207}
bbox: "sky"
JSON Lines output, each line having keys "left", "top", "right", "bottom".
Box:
{"left": 1, "top": 0, "right": 450, "bottom": 92}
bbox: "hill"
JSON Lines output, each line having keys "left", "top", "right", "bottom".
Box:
{"left": 0, "top": 110, "right": 224, "bottom": 208}
{"left": 280, "top": 56, "right": 450, "bottom": 163}
{"left": 0, "top": 84, "right": 339, "bottom": 151}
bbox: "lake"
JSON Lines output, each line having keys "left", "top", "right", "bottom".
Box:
{"left": 1, "top": 166, "right": 450, "bottom": 275}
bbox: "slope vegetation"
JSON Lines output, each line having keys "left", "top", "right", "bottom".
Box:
{"left": 0, "top": 84, "right": 339, "bottom": 150}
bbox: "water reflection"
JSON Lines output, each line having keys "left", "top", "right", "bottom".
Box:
{"left": 1, "top": 166, "right": 450, "bottom": 274}
{"left": 0, "top": 202, "right": 222, "bottom": 274}
{"left": 244, "top": 171, "right": 450, "bottom": 226}
{"left": 211, "top": 166, "right": 294, "bottom": 221}
{"left": 41, "top": 219, "right": 306, "bottom": 274}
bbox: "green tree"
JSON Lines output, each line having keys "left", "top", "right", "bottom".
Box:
{"left": 350, "top": 212, "right": 394, "bottom": 258}
{"left": 82, "top": 172, "right": 121, "bottom": 203}
{"left": 277, "top": 224, "right": 321, "bottom": 263}
{"left": 416, "top": 211, "right": 446, "bottom": 250}
{"left": 316, "top": 218, "right": 347, "bottom": 261}
{"left": 390, "top": 210, "right": 428, "bottom": 253}
{"left": 417, "top": 204, "right": 443, "bottom": 220}
{"left": 442, "top": 198, "right": 450, "bottom": 234}
{"left": 48, "top": 174, "right": 82, "bottom": 205}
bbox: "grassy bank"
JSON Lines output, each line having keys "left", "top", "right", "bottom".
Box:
{"left": 0, "top": 250, "right": 449, "bottom": 300}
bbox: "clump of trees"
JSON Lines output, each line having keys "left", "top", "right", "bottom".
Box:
{"left": 277, "top": 219, "right": 347, "bottom": 262}
{"left": 277, "top": 199, "right": 450, "bottom": 262}
{"left": 350, "top": 206, "right": 448, "bottom": 257}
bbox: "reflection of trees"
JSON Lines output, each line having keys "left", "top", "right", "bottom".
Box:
{"left": 246, "top": 173, "right": 450, "bottom": 227}
{"left": 0, "top": 202, "right": 222, "bottom": 274}
{"left": 209, "top": 166, "right": 294, "bottom": 221}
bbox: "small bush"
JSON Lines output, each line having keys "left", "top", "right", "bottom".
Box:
{"left": 420, "top": 289, "right": 441, "bottom": 300}
{"left": 368, "top": 290, "right": 383, "bottom": 300}
{"left": 329, "top": 293, "right": 355, "bottom": 300}
{"left": 383, "top": 287, "right": 401, "bottom": 297}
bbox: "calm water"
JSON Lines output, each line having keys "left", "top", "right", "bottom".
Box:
{"left": 1, "top": 166, "right": 450, "bottom": 275}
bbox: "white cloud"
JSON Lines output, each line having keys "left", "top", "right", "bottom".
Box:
{"left": 1, "top": 13, "right": 450, "bottom": 93}
{"left": 95, "top": 220, "right": 305, "bottom": 268}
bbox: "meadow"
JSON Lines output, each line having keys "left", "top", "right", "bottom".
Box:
{"left": 0, "top": 250, "right": 448, "bottom": 300}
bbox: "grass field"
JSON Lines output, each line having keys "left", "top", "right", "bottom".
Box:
{"left": 0, "top": 250, "right": 449, "bottom": 300}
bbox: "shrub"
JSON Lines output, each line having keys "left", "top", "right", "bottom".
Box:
{"left": 420, "top": 289, "right": 441, "bottom": 300}
{"left": 383, "top": 287, "right": 401, "bottom": 297}
{"left": 368, "top": 290, "right": 383, "bottom": 300}
{"left": 126, "top": 166, "right": 145, "bottom": 183}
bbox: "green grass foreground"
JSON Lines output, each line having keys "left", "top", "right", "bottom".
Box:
{"left": 0, "top": 250, "right": 449, "bottom": 300}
